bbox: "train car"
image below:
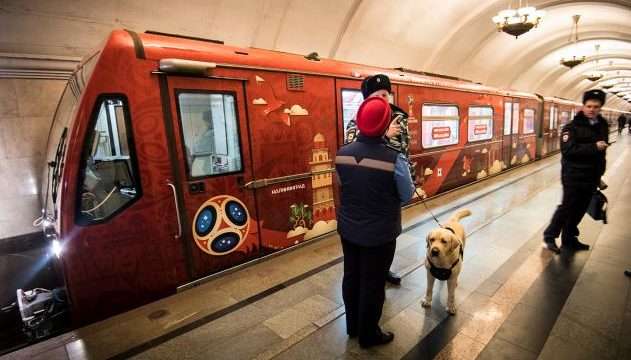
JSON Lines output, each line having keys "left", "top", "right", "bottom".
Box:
{"left": 540, "top": 97, "right": 580, "bottom": 157}
{"left": 40, "top": 29, "right": 612, "bottom": 325}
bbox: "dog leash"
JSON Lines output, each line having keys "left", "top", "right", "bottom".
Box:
{"left": 414, "top": 188, "right": 443, "bottom": 228}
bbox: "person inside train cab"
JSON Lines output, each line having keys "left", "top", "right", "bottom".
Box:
{"left": 543, "top": 89, "right": 609, "bottom": 254}
{"left": 344, "top": 74, "right": 418, "bottom": 285}
{"left": 335, "top": 96, "right": 415, "bottom": 348}
{"left": 189, "top": 110, "right": 215, "bottom": 176}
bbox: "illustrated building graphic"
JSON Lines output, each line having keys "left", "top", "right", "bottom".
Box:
{"left": 309, "top": 133, "right": 335, "bottom": 222}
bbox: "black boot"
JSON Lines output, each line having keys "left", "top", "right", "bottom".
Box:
{"left": 543, "top": 237, "right": 560, "bottom": 254}
{"left": 625, "top": 270, "right": 631, "bottom": 277}
{"left": 359, "top": 330, "right": 395, "bottom": 348}
{"left": 562, "top": 237, "right": 590, "bottom": 251}
{"left": 386, "top": 271, "right": 401, "bottom": 285}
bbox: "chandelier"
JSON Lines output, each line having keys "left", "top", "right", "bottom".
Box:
{"left": 560, "top": 15, "right": 586, "bottom": 68}
{"left": 584, "top": 45, "right": 603, "bottom": 80}
{"left": 492, "top": 1, "right": 545, "bottom": 38}
{"left": 585, "top": 72, "right": 603, "bottom": 81}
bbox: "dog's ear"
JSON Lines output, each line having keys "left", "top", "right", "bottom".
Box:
{"left": 426, "top": 233, "right": 430, "bottom": 248}
{"left": 449, "top": 234, "right": 460, "bottom": 253}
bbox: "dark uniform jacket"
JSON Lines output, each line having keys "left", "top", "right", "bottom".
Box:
{"left": 560, "top": 111, "right": 609, "bottom": 186}
{"left": 335, "top": 135, "right": 402, "bottom": 247}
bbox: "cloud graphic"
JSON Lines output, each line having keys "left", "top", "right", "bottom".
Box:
{"left": 521, "top": 154, "right": 531, "bottom": 163}
{"left": 283, "top": 104, "right": 309, "bottom": 116}
{"left": 489, "top": 160, "right": 503, "bottom": 175}
{"left": 252, "top": 98, "right": 267, "bottom": 105}
{"left": 255, "top": 75, "right": 265, "bottom": 82}
{"left": 424, "top": 168, "right": 434, "bottom": 176}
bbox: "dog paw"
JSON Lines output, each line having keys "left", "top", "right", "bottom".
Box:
{"left": 446, "top": 304, "right": 457, "bottom": 315}
{"left": 421, "top": 298, "right": 432, "bottom": 308}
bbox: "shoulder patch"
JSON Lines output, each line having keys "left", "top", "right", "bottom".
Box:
{"left": 562, "top": 132, "right": 570, "bottom": 143}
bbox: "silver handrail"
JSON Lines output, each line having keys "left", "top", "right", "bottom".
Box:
{"left": 167, "top": 181, "right": 182, "bottom": 239}
{"left": 242, "top": 167, "right": 335, "bottom": 190}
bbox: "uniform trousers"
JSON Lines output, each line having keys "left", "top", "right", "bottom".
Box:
{"left": 341, "top": 237, "right": 396, "bottom": 343}
{"left": 544, "top": 183, "right": 595, "bottom": 245}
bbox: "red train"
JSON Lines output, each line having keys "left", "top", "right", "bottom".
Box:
{"left": 41, "top": 30, "right": 628, "bottom": 325}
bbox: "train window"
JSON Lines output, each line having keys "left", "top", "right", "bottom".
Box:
{"left": 467, "top": 106, "right": 493, "bottom": 142}
{"left": 523, "top": 109, "right": 535, "bottom": 134}
{"left": 78, "top": 96, "right": 140, "bottom": 223}
{"left": 177, "top": 92, "right": 243, "bottom": 178}
{"left": 421, "top": 104, "right": 459, "bottom": 148}
{"left": 341, "top": 89, "right": 364, "bottom": 143}
{"left": 503, "top": 102, "right": 512, "bottom": 135}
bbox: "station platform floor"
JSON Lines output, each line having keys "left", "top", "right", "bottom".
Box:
{"left": 3, "top": 134, "right": 631, "bottom": 360}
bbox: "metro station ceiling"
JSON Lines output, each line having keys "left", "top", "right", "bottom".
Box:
{"left": 1, "top": 0, "right": 630, "bottom": 108}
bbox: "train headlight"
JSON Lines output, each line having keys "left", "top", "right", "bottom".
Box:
{"left": 42, "top": 217, "right": 62, "bottom": 258}
{"left": 51, "top": 239, "right": 62, "bottom": 258}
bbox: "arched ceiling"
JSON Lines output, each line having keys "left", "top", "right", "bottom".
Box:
{"left": 1, "top": 0, "right": 630, "bottom": 109}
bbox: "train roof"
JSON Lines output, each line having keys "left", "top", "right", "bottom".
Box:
{"left": 111, "top": 29, "right": 540, "bottom": 99}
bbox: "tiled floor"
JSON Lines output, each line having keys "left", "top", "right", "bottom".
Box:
{"left": 3, "top": 135, "right": 631, "bottom": 360}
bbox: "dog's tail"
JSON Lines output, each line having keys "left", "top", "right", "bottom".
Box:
{"left": 449, "top": 209, "right": 472, "bottom": 222}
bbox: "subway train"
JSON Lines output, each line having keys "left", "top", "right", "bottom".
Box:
{"left": 40, "top": 29, "right": 629, "bottom": 325}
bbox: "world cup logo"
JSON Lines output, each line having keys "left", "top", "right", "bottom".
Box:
{"left": 192, "top": 195, "right": 250, "bottom": 256}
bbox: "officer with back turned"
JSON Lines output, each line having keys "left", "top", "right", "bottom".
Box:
{"left": 543, "top": 89, "right": 609, "bottom": 253}
{"left": 335, "top": 96, "right": 415, "bottom": 348}
{"left": 344, "top": 74, "right": 418, "bottom": 285}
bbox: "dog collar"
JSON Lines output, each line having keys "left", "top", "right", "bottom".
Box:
{"left": 427, "top": 255, "right": 460, "bottom": 281}
{"left": 443, "top": 226, "right": 456, "bottom": 234}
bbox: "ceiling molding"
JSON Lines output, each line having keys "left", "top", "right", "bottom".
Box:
{"left": 548, "top": 60, "right": 631, "bottom": 95}
{"left": 328, "top": 0, "right": 363, "bottom": 58}
{"left": 426, "top": 1, "right": 631, "bottom": 77}
{"left": 503, "top": 32, "right": 631, "bottom": 88}
{"left": 0, "top": 52, "right": 79, "bottom": 79}
{"left": 560, "top": 65, "right": 631, "bottom": 96}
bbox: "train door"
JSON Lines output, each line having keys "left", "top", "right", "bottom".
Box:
{"left": 244, "top": 72, "right": 339, "bottom": 254}
{"left": 502, "top": 97, "right": 520, "bottom": 167}
{"left": 165, "top": 76, "right": 260, "bottom": 280}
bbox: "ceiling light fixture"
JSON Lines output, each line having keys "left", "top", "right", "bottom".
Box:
{"left": 492, "top": 0, "right": 545, "bottom": 38}
{"left": 560, "top": 15, "right": 586, "bottom": 68}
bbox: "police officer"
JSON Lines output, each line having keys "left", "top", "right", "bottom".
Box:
{"left": 617, "top": 113, "right": 626, "bottom": 134}
{"left": 336, "top": 96, "right": 415, "bottom": 348}
{"left": 345, "top": 74, "right": 417, "bottom": 285}
{"left": 543, "top": 89, "right": 609, "bottom": 253}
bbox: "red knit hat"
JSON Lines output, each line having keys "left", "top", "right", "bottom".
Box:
{"left": 356, "top": 96, "right": 391, "bottom": 137}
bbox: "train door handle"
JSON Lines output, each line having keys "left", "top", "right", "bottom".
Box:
{"left": 167, "top": 181, "right": 182, "bottom": 239}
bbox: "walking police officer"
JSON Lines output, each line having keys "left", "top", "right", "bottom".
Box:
{"left": 543, "top": 89, "right": 609, "bottom": 253}
{"left": 344, "top": 74, "right": 417, "bottom": 285}
{"left": 335, "top": 96, "right": 415, "bottom": 348}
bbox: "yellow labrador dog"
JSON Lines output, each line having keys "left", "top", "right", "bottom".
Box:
{"left": 421, "top": 209, "right": 471, "bottom": 315}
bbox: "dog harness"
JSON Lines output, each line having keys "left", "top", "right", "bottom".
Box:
{"left": 427, "top": 226, "right": 464, "bottom": 281}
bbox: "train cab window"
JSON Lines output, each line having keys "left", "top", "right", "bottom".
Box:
{"left": 78, "top": 96, "right": 140, "bottom": 223}
{"left": 421, "top": 104, "right": 459, "bottom": 148}
{"left": 177, "top": 92, "right": 243, "bottom": 178}
{"left": 523, "top": 109, "right": 536, "bottom": 134}
{"left": 467, "top": 106, "right": 493, "bottom": 142}
{"left": 341, "top": 89, "right": 364, "bottom": 143}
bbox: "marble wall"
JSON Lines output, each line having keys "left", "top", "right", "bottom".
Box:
{"left": 0, "top": 79, "right": 66, "bottom": 238}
